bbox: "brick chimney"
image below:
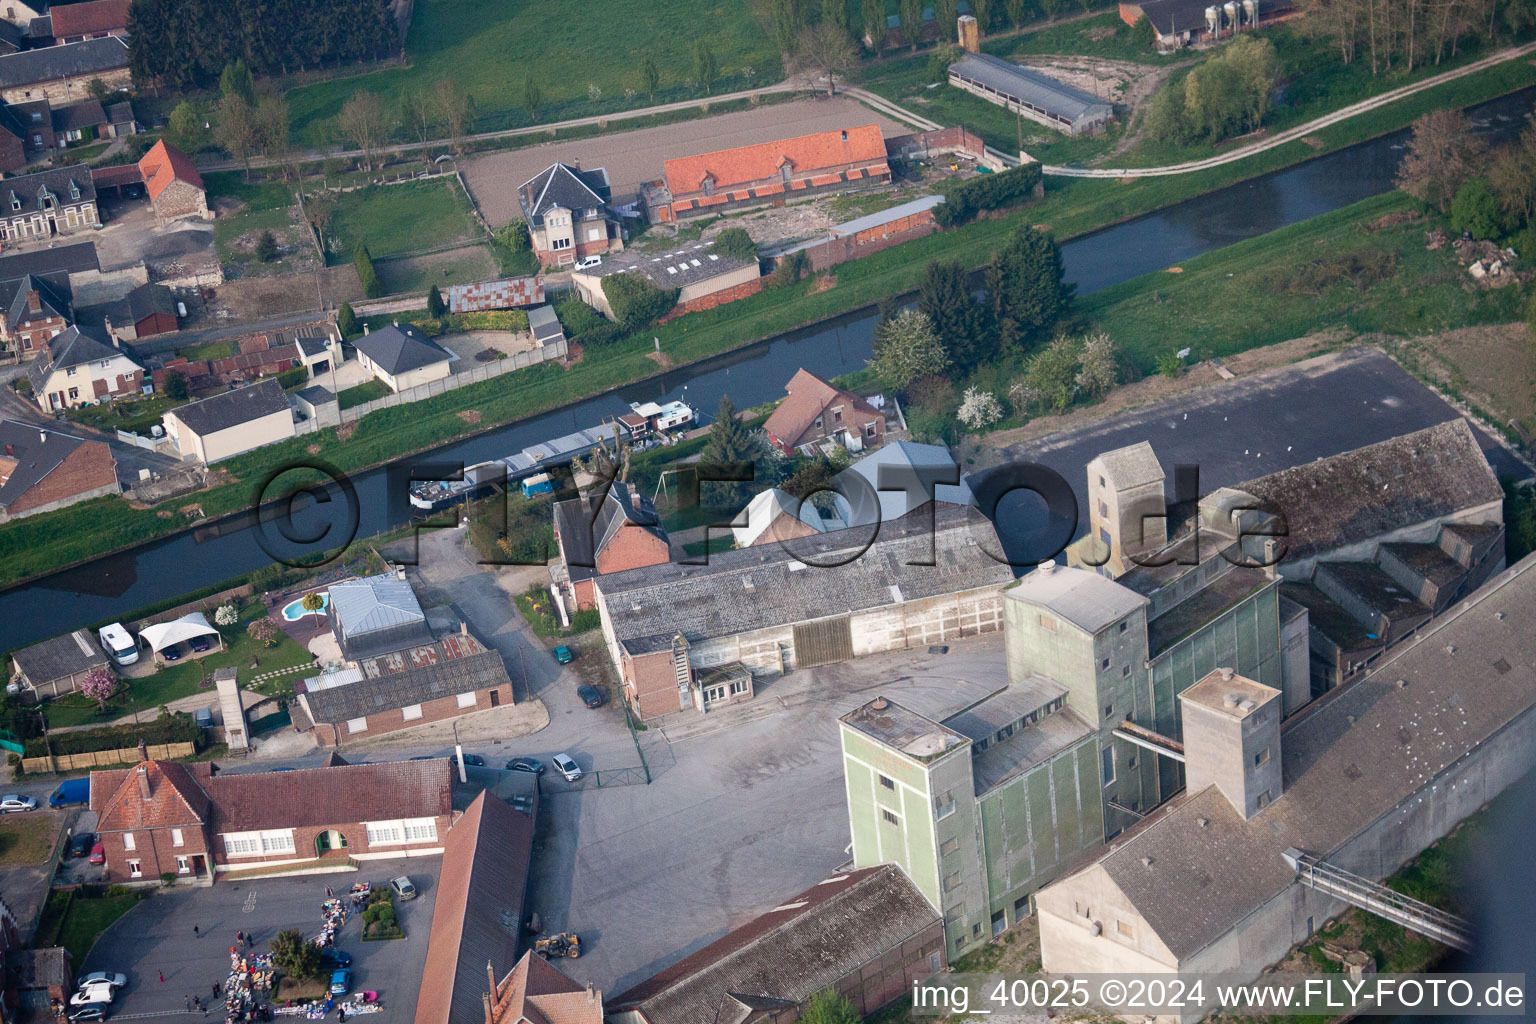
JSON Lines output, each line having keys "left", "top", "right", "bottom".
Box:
{"left": 137, "top": 738, "right": 148, "bottom": 762}
{"left": 3, "top": 444, "right": 12, "bottom": 457}
{"left": 136, "top": 762, "right": 151, "bottom": 799}
{"left": 24, "top": 289, "right": 39, "bottom": 315}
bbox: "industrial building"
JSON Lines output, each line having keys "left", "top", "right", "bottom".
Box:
{"left": 1118, "top": 0, "right": 1295, "bottom": 48}
{"left": 946, "top": 52, "right": 1113, "bottom": 136}
{"left": 1035, "top": 552, "right": 1536, "bottom": 1022}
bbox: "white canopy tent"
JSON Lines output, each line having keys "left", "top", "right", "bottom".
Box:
{"left": 138, "top": 612, "right": 223, "bottom": 660}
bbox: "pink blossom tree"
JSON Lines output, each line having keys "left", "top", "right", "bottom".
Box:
{"left": 81, "top": 666, "right": 118, "bottom": 710}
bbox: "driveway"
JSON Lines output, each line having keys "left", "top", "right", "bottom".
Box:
{"left": 83, "top": 857, "right": 439, "bottom": 1017}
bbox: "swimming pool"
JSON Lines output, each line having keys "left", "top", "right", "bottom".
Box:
{"left": 280, "top": 592, "right": 330, "bottom": 621}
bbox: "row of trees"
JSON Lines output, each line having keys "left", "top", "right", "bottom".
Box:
{"left": 1146, "top": 35, "right": 1283, "bottom": 145}
{"left": 1397, "top": 107, "right": 1536, "bottom": 236}
{"left": 1301, "top": 0, "right": 1536, "bottom": 75}
{"left": 128, "top": 0, "right": 400, "bottom": 90}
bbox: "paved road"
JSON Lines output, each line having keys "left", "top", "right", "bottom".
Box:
{"left": 460, "top": 97, "right": 912, "bottom": 227}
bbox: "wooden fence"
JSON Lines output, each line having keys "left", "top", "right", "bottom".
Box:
{"left": 23, "top": 742, "right": 197, "bottom": 775}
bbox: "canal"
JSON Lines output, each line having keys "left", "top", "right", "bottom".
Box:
{"left": 2, "top": 86, "right": 1533, "bottom": 650}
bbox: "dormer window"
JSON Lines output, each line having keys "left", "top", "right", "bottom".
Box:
{"left": 9, "top": 194, "right": 19, "bottom": 212}
{"left": 69, "top": 182, "right": 79, "bottom": 200}
{"left": 701, "top": 176, "right": 714, "bottom": 196}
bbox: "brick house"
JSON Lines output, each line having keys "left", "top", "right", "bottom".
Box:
{"left": 645, "top": 125, "right": 890, "bottom": 224}
{"left": 763, "top": 368, "right": 886, "bottom": 456}
{"left": 0, "top": 274, "right": 69, "bottom": 357}
{"left": 0, "top": 419, "right": 116, "bottom": 522}
{"left": 516, "top": 163, "right": 620, "bottom": 268}
{"left": 27, "top": 324, "right": 143, "bottom": 412}
{"left": 0, "top": 98, "right": 54, "bottom": 172}
{"left": 551, "top": 482, "right": 669, "bottom": 611}
{"left": 0, "top": 164, "right": 96, "bottom": 241}
{"left": 607, "top": 865, "right": 944, "bottom": 1024}
{"left": 139, "top": 139, "right": 208, "bottom": 222}
{"left": 47, "top": 0, "right": 129, "bottom": 43}
{"left": 89, "top": 757, "right": 456, "bottom": 883}
{"left": 293, "top": 630, "right": 516, "bottom": 746}
{"left": 0, "top": 37, "right": 129, "bottom": 106}
{"left": 51, "top": 97, "right": 105, "bottom": 146}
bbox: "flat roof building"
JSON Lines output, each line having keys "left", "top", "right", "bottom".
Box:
{"left": 947, "top": 52, "right": 1113, "bottom": 135}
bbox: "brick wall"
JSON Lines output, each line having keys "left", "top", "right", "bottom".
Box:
{"left": 3, "top": 437, "right": 116, "bottom": 517}
{"left": 99, "top": 824, "right": 210, "bottom": 883}
{"left": 884, "top": 126, "right": 988, "bottom": 163}
{"left": 800, "top": 210, "right": 938, "bottom": 274}
{"left": 313, "top": 682, "right": 511, "bottom": 747}
{"left": 623, "top": 649, "right": 679, "bottom": 721}
{"left": 594, "top": 524, "right": 671, "bottom": 576}
{"left": 152, "top": 180, "right": 208, "bottom": 221}
{"left": 656, "top": 277, "right": 764, "bottom": 323}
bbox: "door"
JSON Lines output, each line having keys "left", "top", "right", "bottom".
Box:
{"left": 792, "top": 616, "right": 853, "bottom": 668}
{"left": 489, "top": 689, "right": 500, "bottom": 707}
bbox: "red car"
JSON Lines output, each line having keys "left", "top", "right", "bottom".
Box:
{"left": 88, "top": 842, "right": 105, "bottom": 865}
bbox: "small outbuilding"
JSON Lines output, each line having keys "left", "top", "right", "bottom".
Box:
{"left": 526, "top": 304, "right": 564, "bottom": 347}
{"left": 327, "top": 572, "right": 435, "bottom": 660}
{"left": 138, "top": 139, "right": 209, "bottom": 222}
{"left": 9, "top": 628, "right": 108, "bottom": 700}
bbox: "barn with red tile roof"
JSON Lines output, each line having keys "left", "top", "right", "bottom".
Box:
{"left": 48, "top": 0, "right": 129, "bottom": 42}
{"left": 137, "top": 139, "right": 209, "bottom": 222}
{"left": 646, "top": 124, "right": 890, "bottom": 223}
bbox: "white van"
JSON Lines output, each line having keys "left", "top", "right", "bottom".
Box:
{"left": 98, "top": 623, "right": 138, "bottom": 666}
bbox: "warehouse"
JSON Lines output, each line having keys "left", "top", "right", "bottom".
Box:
{"left": 947, "top": 52, "right": 1113, "bottom": 136}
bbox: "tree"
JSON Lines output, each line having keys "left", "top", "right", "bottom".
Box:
{"left": 710, "top": 227, "right": 758, "bottom": 263}
{"left": 601, "top": 273, "right": 677, "bottom": 329}
{"left": 353, "top": 242, "right": 382, "bottom": 298}
{"left": 220, "top": 58, "right": 256, "bottom": 104}
{"left": 300, "top": 592, "right": 325, "bottom": 613}
{"left": 337, "top": 302, "right": 359, "bottom": 339}
{"left": 81, "top": 666, "right": 117, "bottom": 710}
{"left": 971, "top": 0, "right": 995, "bottom": 31}
{"left": 214, "top": 603, "right": 239, "bottom": 626}
{"left": 1397, "top": 108, "right": 1487, "bottom": 215}
{"left": 427, "top": 284, "right": 447, "bottom": 318}
{"left": 1450, "top": 178, "right": 1503, "bottom": 239}
{"left": 992, "top": 225, "right": 1072, "bottom": 350}
{"left": 1019, "top": 334, "right": 1082, "bottom": 413}
{"left": 215, "top": 93, "right": 257, "bottom": 178}
{"left": 86, "top": 76, "right": 110, "bottom": 103}
{"left": 935, "top": 0, "right": 960, "bottom": 35}
{"left": 700, "top": 394, "right": 766, "bottom": 509}
{"left": 254, "top": 95, "right": 291, "bottom": 172}
{"left": 163, "top": 370, "right": 189, "bottom": 400}
{"left": 404, "top": 88, "right": 435, "bottom": 145}
{"left": 255, "top": 230, "right": 278, "bottom": 262}
{"left": 432, "top": 78, "right": 471, "bottom": 153}
{"left": 166, "top": 100, "right": 206, "bottom": 153}
{"left": 771, "top": 0, "right": 808, "bottom": 51}
{"left": 1006, "top": 0, "right": 1030, "bottom": 27}
{"left": 918, "top": 260, "right": 988, "bottom": 371}
{"left": 337, "top": 90, "right": 389, "bottom": 172}
{"left": 270, "top": 929, "right": 322, "bottom": 981}
{"left": 1487, "top": 126, "right": 1536, "bottom": 230}
{"left": 899, "top": 0, "right": 925, "bottom": 48}
{"left": 791, "top": 23, "right": 858, "bottom": 95}
{"left": 957, "top": 386, "right": 1003, "bottom": 431}
{"left": 641, "top": 58, "right": 661, "bottom": 103}
{"left": 862, "top": 0, "right": 888, "bottom": 51}
{"left": 247, "top": 617, "right": 280, "bottom": 647}
{"left": 782, "top": 455, "right": 837, "bottom": 509}
{"left": 694, "top": 41, "right": 719, "bottom": 94}
{"left": 872, "top": 309, "right": 949, "bottom": 389}
{"left": 305, "top": 192, "right": 336, "bottom": 252}
{"left": 799, "top": 989, "right": 859, "bottom": 1024}
{"left": 1075, "top": 329, "right": 1119, "bottom": 398}
{"left": 523, "top": 76, "right": 544, "bottom": 122}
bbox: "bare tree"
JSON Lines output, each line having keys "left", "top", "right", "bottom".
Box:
{"left": 404, "top": 89, "right": 435, "bottom": 145}
{"left": 215, "top": 93, "right": 258, "bottom": 180}
{"left": 306, "top": 191, "right": 337, "bottom": 252}
{"left": 790, "top": 23, "right": 858, "bottom": 95}
{"left": 337, "top": 91, "right": 390, "bottom": 173}
{"left": 1396, "top": 108, "right": 1487, "bottom": 213}
{"left": 431, "top": 79, "right": 471, "bottom": 153}
{"left": 1487, "top": 125, "right": 1536, "bottom": 229}
{"left": 254, "top": 95, "right": 292, "bottom": 178}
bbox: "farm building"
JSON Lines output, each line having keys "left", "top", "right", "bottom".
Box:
{"left": 948, "top": 52, "right": 1113, "bottom": 135}
{"left": 1119, "top": 0, "right": 1295, "bottom": 47}
{"left": 571, "top": 244, "right": 760, "bottom": 321}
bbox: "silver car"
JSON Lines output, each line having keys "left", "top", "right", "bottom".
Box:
{"left": 552, "top": 753, "right": 582, "bottom": 782}
{"left": 78, "top": 973, "right": 127, "bottom": 990}
{"left": 0, "top": 795, "right": 37, "bottom": 813}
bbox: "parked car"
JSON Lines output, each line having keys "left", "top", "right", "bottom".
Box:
{"left": 328, "top": 969, "right": 352, "bottom": 996}
{"left": 68, "top": 832, "right": 96, "bottom": 858}
{"left": 506, "top": 757, "right": 544, "bottom": 775}
{"left": 551, "top": 645, "right": 575, "bottom": 665}
{"left": 70, "top": 984, "right": 115, "bottom": 1007}
{"left": 190, "top": 635, "right": 213, "bottom": 653}
{"left": 390, "top": 876, "right": 416, "bottom": 900}
{"left": 317, "top": 949, "right": 351, "bottom": 967}
{"left": 577, "top": 685, "right": 605, "bottom": 709}
{"left": 77, "top": 973, "right": 127, "bottom": 990}
{"left": 162, "top": 646, "right": 183, "bottom": 662}
{"left": 68, "top": 1003, "right": 109, "bottom": 1022}
{"left": 460, "top": 754, "right": 485, "bottom": 768}
{"left": 50, "top": 778, "right": 90, "bottom": 807}
{"left": 194, "top": 708, "right": 214, "bottom": 729}
{"left": 89, "top": 842, "right": 105, "bottom": 865}
{"left": 552, "top": 753, "right": 582, "bottom": 782}
{"left": 0, "top": 795, "right": 37, "bottom": 813}
{"left": 573, "top": 255, "right": 602, "bottom": 270}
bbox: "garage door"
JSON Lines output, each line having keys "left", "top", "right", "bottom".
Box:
{"left": 793, "top": 616, "right": 854, "bottom": 667}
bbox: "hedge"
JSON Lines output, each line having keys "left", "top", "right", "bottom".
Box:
{"left": 933, "top": 163, "right": 1044, "bottom": 227}
{"left": 601, "top": 273, "right": 677, "bottom": 330}
{"left": 28, "top": 712, "right": 203, "bottom": 757}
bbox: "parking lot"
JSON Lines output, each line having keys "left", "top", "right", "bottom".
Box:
{"left": 82, "top": 858, "right": 438, "bottom": 1018}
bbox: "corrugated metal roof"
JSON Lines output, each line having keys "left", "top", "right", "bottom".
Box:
{"left": 445, "top": 276, "right": 543, "bottom": 313}
{"left": 329, "top": 573, "right": 426, "bottom": 636}
{"left": 949, "top": 52, "right": 1113, "bottom": 123}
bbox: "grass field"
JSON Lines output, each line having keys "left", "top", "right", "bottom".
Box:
{"left": 376, "top": 244, "right": 498, "bottom": 295}
{"left": 64, "top": 395, "right": 184, "bottom": 436}
{"left": 336, "top": 379, "right": 392, "bottom": 410}
{"left": 37, "top": 890, "right": 143, "bottom": 968}
{"left": 284, "top": 0, "right": 782, "bottom": 146}
{"left": 0, "top": 814, "right": 61, "bottom": 866}
{"left": 327, "top": 179, "right": 481, "bottom": 263}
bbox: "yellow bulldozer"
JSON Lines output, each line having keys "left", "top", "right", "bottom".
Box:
{"left": 533, "top": 932, "right": 580, "bottom": 959}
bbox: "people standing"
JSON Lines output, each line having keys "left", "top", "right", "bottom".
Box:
{"left": 158, "top": 970, "right": 165, "bottom": 984}
{"left": 185, "top": 995, "right": 191, "bottom": 1011}
{"left": 193, "top": 924, "right": 200, "bottom": 937}
{"left": 236, "top": 930, "right": 244, "bottom": 947}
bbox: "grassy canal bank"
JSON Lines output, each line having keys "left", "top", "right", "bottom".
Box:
{"left": 2, "top": 59, "right": 1534, "bottom": 589}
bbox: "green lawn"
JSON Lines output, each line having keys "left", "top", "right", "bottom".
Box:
{"left": 0, "top": 814, "right": 61, "bottom": 866}
{"left": 327, "top": 179, "right": 480, "bottom": 263}
{"left": 43, "top": 604, "right": 314, "bottom": 728}
{"left": 336, "top": 379, "right": 392, "bottom": 410}
{"left": 375, "top": 244, "right": 498, "bottom": 295}
{"left": 46, "top": 891, "right": 144, "bottom": 968}
{"left": 64, "top": 395, "right": 185, "bottom": 436}
{"left": 283, "top": 0, "right": 782, "bottom": 146}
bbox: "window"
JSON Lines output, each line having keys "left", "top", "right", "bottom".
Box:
{"left": 260, "top": 831, "right": 295, "bottom": 854}
{"left": 128, "top": 859, "right": 141, "bottom": 878}
{"left": 401, "top": 703, "right": 423, "bottom": 721}
{"left": 1254, "top": 747, "right": 1271, "bottom": 767}
{"left": 1122, "top": 665, "right": 1131, "bottom": 677}
{"left": 1099, "top": 475, "right": 1106, "bottom": 488}
{"left": 940, "top": 837, "right": 959, "bottom": 857}
{"left": 878, "top": 774, "right": 894, "bottom": 790}
{"left": 1038, "top": 615, "right": 1056, "bottom": 632}
{"left": 586, "top": 227, "right": 602, "bottom": 242}
{"left": 881, "top": 809, "right": 900, "bottom": 826}
{"left": 955, "top": 935, "right": 967, "bottom": 949}
{"left": 1100, "top": 657, "right": 1110, "bottom": 670}
{"left": 972, "top": 923, "right": 982, "bottom": 938}
{"left": 171, "top": 828, "right": 184, "bottom": 847}
{"left": 935, "top": 790, "right": 956, "bottom": 820}
{"left": 365, "top": 821, "right": 404, "bottom": 845}
{"left": 347, "top": 717, "right": 368, "bottom": 734}
{"left": 123, "top": 832, "right": 135, "bottom": 851}
{"left": 864, "top": 422, "right": 878, "bottom": 437}
{"left": 703, "top": 683, "right": 727, "bottom": 703}
{"left": 456, "top": 691, "right": 477, "bottom": 709}
{"left": 832, "top": 406, "right": 843, "bottom": 423}
{"left": 1100, "top": 501, "right": 1108, "bottom": 518}
{"left": 1128, "top": 756, "right": 1136, "bottom": 769}
{"left": 176, "top": 855, "right": 190, "bottom": 874}
{"left": 729, "top": 678, "right": 749, "bottom": 695}
{"left": 1306, "top": 915, "right": 1315, "bottom": 935}
{"left": 69, "top": 183, "right": 79, "bottom": 200}
{"left": 224, "top": 834, "right": 259, "bottom": 856}
{"left": 1119, "top": 621, "right": 1128, "bottom": 633}
{"left": 67, "top": 387, "right": 78, "bottom": 400}
{"left": 65, "top": 366, "right": 76, "bottom": 376}
{"left": 1100, "top": 526, "right": 1112, "bottom": 546}
{"left": 943, "top": 872, "right": 961, "bottom": 893}
{"left": 1257, "top": 790, "right": 1272, "bottom": 808}
{"left": 1117, "top": 920, "right": 1134, "bottom": 938}
{"left": 552, "top": 237, "right": 571, "bottom": 250}
{"left": 404, "top": 818, "right": 438, "bottom": 842}
{"left": 1101, "top": 745, "right": 1116, "bottom": 786}
{"left": 1103, "top": 703, "right": 1113, "bottom": 718}
{"left": 1014, "top": 895, "right": 1031, "bottom": 918}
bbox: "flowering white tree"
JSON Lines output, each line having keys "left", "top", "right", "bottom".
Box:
{"left": 957, "top": 387, "right": 1003, "bottom": 432}
{"left": 1075, "top": 330, "right": 1119, "bottom": 399}
{"left": 214, "top": 603, "right": 239, "bottom": 627}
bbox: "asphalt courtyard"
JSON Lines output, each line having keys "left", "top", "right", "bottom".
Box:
{"left": 82, "top": 858, "right": 438, "bottom": 1018}
{"left": 459, "top": 96, "right": 907, "bottom": 227}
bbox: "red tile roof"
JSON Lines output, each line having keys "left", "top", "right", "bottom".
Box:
{"left": 762, "top": 368, "right": 883, "bottom": 449}
{"left": 137, "top": 140, "right": 204, "bottom": 204}
{"left": 485, "top": 952, "right": 600, "bottom": 1024}
{"left": 205, "top": 758, "right": 453, "bottom": 833}
{"left": 663, "top": 124, "right": 886, "bottom": 197}
{"left": 91, "top": 761, "right": 212, "bottom": 832}
{"left": 90, "top": 163, "right": 143, "bottom": 189}
{"left": 49, "top": 0, "right": 129, "bottom": 37}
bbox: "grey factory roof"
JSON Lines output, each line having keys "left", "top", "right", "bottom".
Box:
{"left": 297, "top": 637, "right": 511, "bottom": 725}
{"left": 1377, "top": 542, "right": 1469, "bottom": 590}
{"left": 1233, "top": 419, "right": 1501, "bottom": 565}
{"left": 553, "top": 484, "right": 665, "bottom": 585}
{"left": 327, "top": 573, "right": 432, "bottom": 658}
{"left": 831, "top": 440, "right": 975, "bottom": 528}
{"left": 0, "top": 420, "right": 98, "bottom": 512}
{"left": 609, "top": 865, "right": 939, "bottom": 1024}
{"left": 1093, "top": 440, "right": 1164, "bottom": 489}
{"left": 1087, "top": 552, "right": 1536, "bottom": 962}
{"left": 10, "top": 627, "right": 104, "bottom": 684}
{"left": 1315, "top": 560, "right": 1432, "bottom": 621}
{"left": 1278, "top": 581, "right": 1381, "bottom": 653}
{"left": 948, "top": 52, "right": 1113, "bottom": 124}
{"left": 971, "top": 706, "right": 1095, "bottom": 795}
{"left": 842, "top": 696, "right": 968, "bottom": 762}
{"left": 1004, "top": 561, "right": 1149, "bottom": 635}
{"left": 166, "top": 379, "right": 290, "bottom": 438}
{"left": 0, "top": 35, "right": 127, "bottom": 89}
{"left": 517, "top": 162, "right": 609, "bottom": 224}
{"left": 579, "top": 242, "right": 754, "bottom": 289}
{"left": 1146, "top": 567, "right": 1275, "bottom": 658}
{"left": 943, "top": 673, "right": 1067, "bottom": 743}
{"left": 598, "top": 503, "right": 1012, "bottom": 654}
{"left": 353, "top": 324, "right": 452, "bottom": 377}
